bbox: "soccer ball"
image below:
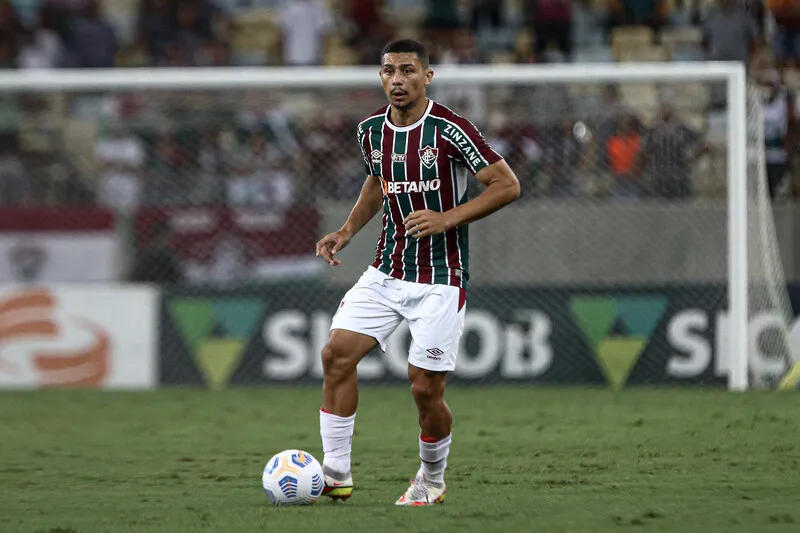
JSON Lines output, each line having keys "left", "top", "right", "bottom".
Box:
{"left": 262, "top": 449, "right": 324, "bottom": 506}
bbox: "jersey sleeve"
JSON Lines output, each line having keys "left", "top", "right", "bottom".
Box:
{"left": 357, "top": 124, "right": 372, "bottom": 176}
{"left": 446, "top": 116, "right": 503, "bottom": 175}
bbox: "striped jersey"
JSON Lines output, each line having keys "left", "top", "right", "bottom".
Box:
{"left": 357, "top": 99, "right": 502, "bottom": 289}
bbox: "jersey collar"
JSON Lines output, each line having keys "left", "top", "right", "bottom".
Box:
{"left": 385, "top": 99, "right": 434, "bottom": 132}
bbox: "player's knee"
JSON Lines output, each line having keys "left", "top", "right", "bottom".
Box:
{"left": 321, "top": 343, "right": 354, "bottom": 380}
{"left": 410, "top": 377, "right": 442, "bottom": 407}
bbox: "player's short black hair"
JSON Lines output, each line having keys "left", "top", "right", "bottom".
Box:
{"left": 381, "top": 39, "right": 429, "bottom": 69}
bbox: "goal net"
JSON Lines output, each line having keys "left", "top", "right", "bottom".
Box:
{"left": 0, "top": 64, "right": 795, "bottom": 390}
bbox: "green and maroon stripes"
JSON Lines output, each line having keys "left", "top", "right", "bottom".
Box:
{"left": 403, "top": 125, "right": 426, "bottom": 283}
{"left": 358, "top": 101, "right": 499, "bottom": 289}
{"left": 418, "top": 120, "right": 440, "bottom": 284}
{"left": 366, "top": 119, "right": 392, "bottom": 273}
{"left": 381, "top": 126, "right": 405, "bottom": 275}
{"left": 434, "top": 123, "right": 461, "bottom": 287}
{"left": 392, "top": 130, "right": 417, "bottom": 281}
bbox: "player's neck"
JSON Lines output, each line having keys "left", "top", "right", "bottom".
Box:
{"left": 389, "top": 97, "right": 429, "bottom": 127}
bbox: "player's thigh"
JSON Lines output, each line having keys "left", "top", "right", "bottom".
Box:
{"left": 324, "top": 328, "right": 381, "bottom": 369}
{"left": 404, "top": 284, "right": 466, "bottom": 373}
{"left": 328, "top": 270, "right": 404, "bottom": 361}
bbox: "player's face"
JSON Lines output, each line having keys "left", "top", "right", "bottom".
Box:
{"left": 380, "top": 53, "right": 433, "bottom": 111}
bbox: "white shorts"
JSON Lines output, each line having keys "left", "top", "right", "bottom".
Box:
{"left": 330, "top": 267, "right": 466, "bottom": 372}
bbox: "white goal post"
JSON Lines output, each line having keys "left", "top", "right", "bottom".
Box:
{"left": 0, "top": 62, "right": 788, "bottom": 391}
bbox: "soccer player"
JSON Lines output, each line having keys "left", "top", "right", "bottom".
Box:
{"left": 315, "top": 38, "right": 520, "bottom": 506}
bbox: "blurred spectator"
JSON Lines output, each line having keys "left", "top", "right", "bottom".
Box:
{"left": 526, "top": 0, "right": 573, "bottom": 62}
{"left": 471, "top": 0, "right": 503, "bottom": 30}
{"left": 435, "top": 28, "right": 488, "bottom": 125}
{"left": 423, "top": 0, "right": 461, "bottom": 53}
{"left": 483, "top": 112, "right": 542, "bottom": 200}
{"left": 513, "top": 29, "right": 537, "bottom": 63}
{"left": 424, "top": 0, "right": 460, "bottom": 29}
{"left": 0, "top": 1, "right": 23, "bottom": 47}
{"left": 353, "top": 21, "right": 394, "bottom": 65}
{"left": 70, "top": 0, "right": 118, "bottom": 68}
{"left": 193, "top": 128, "right": 223, "bottom": 204}
{"left": 641, "top": 91, "right": 707, "bottom": 199}
{"left": 196, "top": 41, "right": 229, "bottom": 67}
{"left": 95, "top": 124, "right": 145, "bottom": 213}
{"left": 541, "top": 116, "right": 585, "bottom": 198}
{"left": 768, "top": 0, "right": 800, "bottom": 68}
{"left": 438, "top": 26, "right": 487, "bottom": 64}
{"left": 39, "top": 0, "right": 91, "bottom": 41}
{"left": 130, "top": 218, "right": 184, "bottom": 284}
{"left": 690, "top": 0, "right": 769, "bottom": 40}
{"left": 97, "top": 166, "right": 140, "bottom": 213}
{"left": 346, "top": 0, "right": 393, "bottom": 65}
{"left": 0, "top": 37, "right": 16, "bottom": 68}
{"left": 314, "top": 112, "right": 363, "bottom": 199}
{"left": 188, "top": 0, "right": 225, "bottom": 42}
{"left": 172, "top": 1, "right": 206, "bottom": 66}
{"left": 246, "top": 131, "right": 272, "bottom": 167}
{"left": 529, "top": 83, "right": 574, "bottom": 130}
{"left": 137, "top": 0, "right": 227, "bottom": 66}
{"left": 470, "top": 0, "right": 505, "bottom": 51}
{"left": 731, "top": 0, "right": 767, "bottom": 41}
{"left": 226, "top": 133, "right": 293, "bottom": 209}
{"left": 157, "top": 42, "right": 184, "bottom": 66}
{"left": 348, "top": 0, "right": 382, "bottom": 35}
{"left": 16, "top": 8, "right": 63, "bottom": 69}
{"left": 606, "top": 114, "right": 644, "bottom": 199}
{"left": 702, "top": 0, "right": 758, "bottom": 68}
{"left": 95, "top": 124, "right": 145, "bottom": 169}
{"left": 137, "top": 0, "right": 174, "bottom": 65}
{"left": 145, "top": 133, "right": 193, "bottom": 205}
{"left": 0, "top": 0, "right": 21, "bottom": 68}
{"left": 301, "top": 109, "right": 350, "bottom": 200}
{"left": 593, "top": 84, "right": 631, "bottom": 172}
{"left": 759, "top": 69, "right": 795, "bottom": 199}
{"left": 235, "top": 93, "right": 300, "bottom": 158}
{"left": 607, "top": 0, "right": 668, "bottom": 35}
{"left": 277, "top": 0, "right": 334, "bottom": 66}
{"left": 47, "top": 157, "right": 95, "bottom": 205}
{"left": 0, "top": 134, "right": 27, "bottom": 205}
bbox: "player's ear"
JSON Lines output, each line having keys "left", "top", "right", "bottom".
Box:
{"left": 425, "top": 68, "right": 434, "bottom": 86}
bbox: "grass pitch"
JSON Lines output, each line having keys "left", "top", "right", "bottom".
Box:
{"left": 1, "top": 387, "right": 800, "bottom": 533}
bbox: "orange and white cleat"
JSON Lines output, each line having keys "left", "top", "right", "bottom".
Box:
{"left": 395, "top": 474, "right": 446, "bottom": 506}
{"left": 321, "top": 464, "right": 353, "bottom": 501}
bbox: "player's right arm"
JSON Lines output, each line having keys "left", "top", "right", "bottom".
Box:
{"left": 315, "top": 175, "right": 383, "bottom": 266}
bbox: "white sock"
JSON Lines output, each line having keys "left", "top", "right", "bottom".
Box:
{"left": 418, "top": 434, "right": 451, "bottom": 486}
{"left": 320, "top": 409, "right": 355, "bottom": 474}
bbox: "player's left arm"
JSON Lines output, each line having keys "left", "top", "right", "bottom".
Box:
{"left": 404, "top": 159, "right": 520, "bottom": 239}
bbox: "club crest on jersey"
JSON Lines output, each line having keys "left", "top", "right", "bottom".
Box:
{"left": 419, "top": 146, "right": 438, "bottom": 169}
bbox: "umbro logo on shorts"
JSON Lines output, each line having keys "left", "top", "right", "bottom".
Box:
{"left": 426, "top": 348, "right": 444, "bottom": 360}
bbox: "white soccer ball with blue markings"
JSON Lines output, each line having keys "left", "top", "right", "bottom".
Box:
{"left": 262, "top": 449, "right": 324, "bottom": 506}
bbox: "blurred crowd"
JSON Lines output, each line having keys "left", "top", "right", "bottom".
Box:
{"left": 1, "top": 0, "right": 800, "bottom": 211}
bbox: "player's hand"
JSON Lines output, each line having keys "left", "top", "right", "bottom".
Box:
{"left": 403, "top": 210, "right": 454, "bottom": 239}
{"left": 315, "top": 229, "right": 353, "bottom": 266}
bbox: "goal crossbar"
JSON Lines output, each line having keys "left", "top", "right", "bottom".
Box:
{"left": 0, "top": 63, "right": 744, "bottom": 91}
